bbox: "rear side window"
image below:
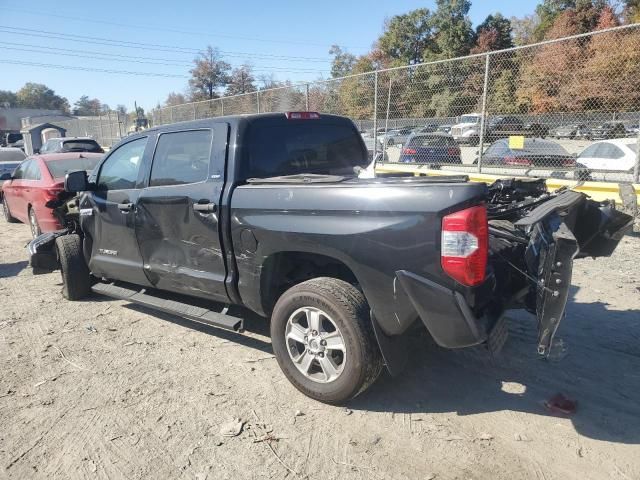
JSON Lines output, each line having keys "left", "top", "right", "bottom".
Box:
{"left": 243, "top": 121, "right": 367, "bottom": 179}
{"left": 409, "top": 136, "right": 454, "bottom": 147}
{"left": 150, "top": 130, "right": 212, "bottom": 187}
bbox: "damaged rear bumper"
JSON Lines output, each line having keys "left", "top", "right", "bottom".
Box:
{"left": 396, "top": 189, "right": 633, "bottom": 355}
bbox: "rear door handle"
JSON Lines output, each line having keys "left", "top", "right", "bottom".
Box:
{"left": 117, "top": 202, "right": 134, "bottom": 212}
{"left": 193, "top": 202, "right": 216, "bottom": 213}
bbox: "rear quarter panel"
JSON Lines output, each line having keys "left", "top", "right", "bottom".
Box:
{"left": 230, "top": 180, "right": 487, "bottom": 335}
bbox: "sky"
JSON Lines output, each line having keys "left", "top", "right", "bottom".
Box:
{"left": 1, "top": 0, "right": 539, "bottom": 112}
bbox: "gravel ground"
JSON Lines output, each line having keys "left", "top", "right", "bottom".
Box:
{"left": 1, "top": 220, "right": 639, "bottom": 480}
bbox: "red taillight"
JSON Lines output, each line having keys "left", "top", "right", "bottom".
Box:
{"left": 562, "top": 157, "right": 576, "bottom": 167}
{"left": 402, "top": 148, "right": 417, "bottom": 155}
{"left": 441, "top": 205, "right": 488, "bottom": 287}
{"left": 447, "top": 146, "right": 461, "bottom": 156}
{"left": 44, "top": 188, "right": 63, "bottom": 201}
{"left": 285, "top": 111, "right": 320, "bottom": 120}
{"left": 504, "top": 156, "right": 531, "bottom": 166}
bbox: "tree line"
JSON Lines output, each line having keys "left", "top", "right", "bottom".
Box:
{"left": 323, "top": 0, "right": 640, "bottom": 118}
{"left": 0, "top": 83, "right": 129, "bottom": 118}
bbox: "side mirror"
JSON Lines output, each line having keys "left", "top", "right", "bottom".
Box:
{"left": 33, "top": 148, "right": 40, "bottom": 154}
{"left": 0, "top": 173, "right": 11, "bottom": 181}
{"left": 65, "top": 170, "right": 89, "bottom": 193}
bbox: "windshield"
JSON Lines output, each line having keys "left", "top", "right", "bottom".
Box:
{"left": 0, "top": 150, "right": 26, "bottom": 162}
{"left": 62, "top": 140, "right": 103, "bottom": 153}
{"left": 45, "top": 156, "right": 102, "bottom": 179}
{"left": 623, "top": 141, "right": 638, "bottom": 153}
{"left": 243, "top": 121, "right": 367, "bottom": 179}
{"left": 460, "top": 115, "right": 479, "bottom": 124}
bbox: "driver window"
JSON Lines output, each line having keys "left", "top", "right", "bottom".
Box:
{"left": 97, "top": 137, "right": 147, "bottom": 190}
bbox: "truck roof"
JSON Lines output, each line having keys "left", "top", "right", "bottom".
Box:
{"left": 128, "top": 112, "right": 354, "bottom": 140}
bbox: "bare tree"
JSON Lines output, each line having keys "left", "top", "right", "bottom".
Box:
{"left": 188, "top": 46, "right": 231, "bottom": 100}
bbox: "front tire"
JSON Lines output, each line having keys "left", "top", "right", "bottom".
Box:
{"left": 56, "top": 234, "right": 92, "bottom": 300}
{"left": 270, "top": 277, "right": 383, "bottom": 404}
{"left": 2, "top": 196, "right": 18, "bottom": 223}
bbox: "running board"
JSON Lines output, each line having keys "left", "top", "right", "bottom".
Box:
{"left": 91, "top": 282, "right": 243, "bottom": 332}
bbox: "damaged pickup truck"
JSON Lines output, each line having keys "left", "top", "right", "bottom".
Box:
{"left": 27, "top": 113, "right": 633, "bottom": 404}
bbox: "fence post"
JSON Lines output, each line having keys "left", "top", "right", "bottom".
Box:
{"left": 221, "top": 98, "right": 224, "bottom": 116}
{"left": 373, "top": 71, "right": 378, "bottom": 162}
{"left": 170, "top": 106, "right": 174, "bottom": 124}
{"left": 193, "top": 103, "right": 197, "bottom": 120}
{"left": 634, "top": 124, "right": 640, "bottom": 183}
{"left": 256, "top": 90, "right": 261, "bottom": 113}
{"left": 385, "top": 74, "right": 392, "bottom": 138}
{"left": 98, "top": 114, "right": 104, "bottom": 146}
{"left": 477, "top": 53, "right": 491, "bottom": 173}
{"left": 305, "top": 84, "right": 310, "bottom": 111}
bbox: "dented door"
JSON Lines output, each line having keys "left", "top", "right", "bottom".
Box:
{"left": 135, "top": 125, "right": 229, "bottom": 302}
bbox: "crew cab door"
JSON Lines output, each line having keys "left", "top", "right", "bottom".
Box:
{"left": 134, "top": 126, "right": 229, "bottom": 302}
{"left": 81, "top": 136, "right": 152, "bottom": 286}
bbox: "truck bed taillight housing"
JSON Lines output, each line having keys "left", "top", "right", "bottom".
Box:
{"left": 441, "top": 205, "right": 488, "bottom": 286}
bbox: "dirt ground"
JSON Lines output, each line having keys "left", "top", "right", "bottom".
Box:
{"left": 1, "top": 220, "right": 639, "bottom": 480}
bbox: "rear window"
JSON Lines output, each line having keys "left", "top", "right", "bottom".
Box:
{"left": 62, "top": 140, "right": 103, "bottom": 153}
{"left": 0, "top": 150, "right": 26, "bottom": 162}
{"left": 408, "top": 136, "right": 455, "bottom": 147}
{"left": 243, "top": 121, "right": 367, "bottom": 179}
{"left": 0, "top": 162, "right": 20, "bottom": 175}
{"left": 520, "top": 140, "right": 569, "bottom": 155}
{"left": 45, "top": 156, "right": 102, "bottom": 179}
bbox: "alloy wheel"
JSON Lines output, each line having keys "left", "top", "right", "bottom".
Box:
{"left": 285, "top": 306, "right": 347, "bottom": 383}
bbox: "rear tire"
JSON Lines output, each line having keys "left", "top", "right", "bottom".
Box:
{"left": 2, "top": 196, "right": 18, "bottom": 223}
{"left": 56, "top": 234, "right": 91, "bottom": 300}
{"left": 270, "top": 277, "right": 383, "bottom": 404}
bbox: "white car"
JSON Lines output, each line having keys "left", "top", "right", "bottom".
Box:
{"left": 576, "top": 138, "right": 638, "bottom": 172}
{"left": 450, "top": 113, "right": 481, "bottom": 144}
{"left": 376, "top": 128, "right": 414, "bottom": 147}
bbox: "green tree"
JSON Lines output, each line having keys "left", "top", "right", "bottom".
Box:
{"left": 329, "top": 45, "right": 357, "bottom": 77}
{"left": 377, "top": 8, "right": 436, "bottom": 65}
{"left": 474, "top": 13, "right": 514, "bottom": 51}
{"left": 225, "top": 64, "right": 257, "bottom": 96}
{"left": 15, "top": 83, "right": 69, "bottom": 111}
{"left": 429, "top": 0, "right": 475, "bottom": 60}
{"left": 73, "top": 95, "right": 103, "bottom": 116}
{"left": 188, "top": 46, "right": 231, "bottom": 100}
{"left": 0, "top": 90, "right": 18, "bottom": 107}
{"left": 623, "top": 0, "right": 640, "bottom": 22}
{"left": 534, "top": 0, "right": 608, "bottom": 40}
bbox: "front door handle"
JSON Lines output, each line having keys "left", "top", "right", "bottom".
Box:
{"left": 117, "top": 202, "right": 134, "bottom": 212}
{"left": 193, "top": 202, "right": 216, "bottom": 213}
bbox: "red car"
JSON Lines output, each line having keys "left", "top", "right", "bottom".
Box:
{"left": 2, "top": 153, "right": 102, "bottom": 237}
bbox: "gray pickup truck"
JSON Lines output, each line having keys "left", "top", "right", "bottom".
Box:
{"left": 27, "top": 112, "right": 632, "bottom": 404}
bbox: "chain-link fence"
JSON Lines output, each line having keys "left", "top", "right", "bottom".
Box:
{"left": 55, "top": 112, "right": 130, "bottom": 149}
{"left": 149, "top": 23, "right": 640, "bottom": 183}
